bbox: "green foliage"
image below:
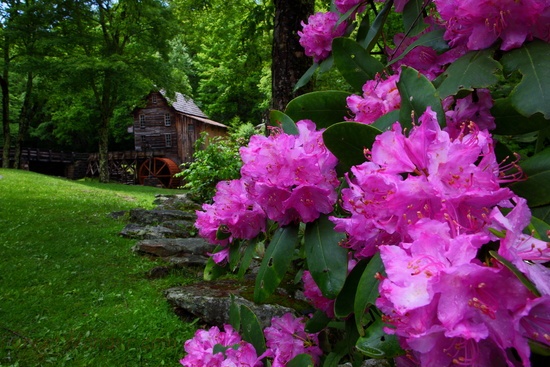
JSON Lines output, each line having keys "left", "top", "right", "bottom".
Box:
{"left": 177, "top": 131, "right": 243, "bottom": 203}
{"left": 0, "top": 169, "right": 197, "bottom": 366}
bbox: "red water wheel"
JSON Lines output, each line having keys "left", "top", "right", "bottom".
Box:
{"left": 138, "top": 157, "right": 181, "bottom": 188}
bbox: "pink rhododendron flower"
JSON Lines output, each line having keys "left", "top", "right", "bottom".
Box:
{"left": 346, "top": 73, "right": 401, "bottom": 124}
{"left": 264, "top": 313, "right": 323, "bottom": 366}
{"left": 195, "top": 179, "right": 267, "bottom": 262}
{"left": 181, "top": 325, "right": 262, "bottom": 367}
{"left": 434, "top": 0, "right": 549, "bottom": 50}
{"left": 298, "top": 12, "right": 347, "bottom": 63}
{"left": 240, "top": 120, "right": 339, "bottom": 226}
{"left": 443, "top": 89, "right": 495, "bottom": 138}
{"left": 335, "top": 0, "right": 366, "bottom": 15}
{"left": 515, "top": 295, "right": 550, "bottom": 349}
{"left": 333, "top": 107, "right": 514, "bottom": 256}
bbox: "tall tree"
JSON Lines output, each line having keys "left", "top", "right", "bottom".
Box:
{"left": 50, "top": 0, "right": 178, "bottom": 182}
{"left": 271, "top": 0, "right": 314, "bottom": 111}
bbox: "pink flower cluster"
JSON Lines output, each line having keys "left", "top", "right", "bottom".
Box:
{"left": 240, "top": 120, "right": 339, "bottom": 226}
{"left": 332, "top": 107, "right": 510, "bottom": 258}
{"left": 346, "top": 73, "right": 401, "bottom": 124}
{"left": 332, "top": 108, "right": 550, "bottom": 365}
{"left": 180, "top": 324, "right": 261, "bottom": 367}
{"left": 195, "top": 120, "right": 339, "bottom": 263}
{"left": 180, "top": 314, "right": 323, "bottom": 367}
{"left": 298, "top": 11, "right": 347, "bottom": 63}
{"left": 434, "top": 0, "right": 550, "bottom": 51}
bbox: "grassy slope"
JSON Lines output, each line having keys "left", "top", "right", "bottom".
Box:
{"left": 0, "top": 169, "right": 199, "bottom": 367}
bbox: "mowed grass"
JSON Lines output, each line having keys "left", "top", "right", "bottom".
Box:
{"left": 0, "top": 169, "right": 200, "bottom": 366}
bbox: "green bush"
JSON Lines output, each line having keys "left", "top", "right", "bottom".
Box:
{"left": 178, "top": 123, "right": 258, "bottom": 203}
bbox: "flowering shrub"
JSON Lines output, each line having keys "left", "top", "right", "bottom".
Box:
{"left": 184, "top": 1, "right": 550, "bottom": 366}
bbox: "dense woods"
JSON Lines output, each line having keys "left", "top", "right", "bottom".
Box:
{"left": 0, "top": 0, "right": 322, "bottom": 181}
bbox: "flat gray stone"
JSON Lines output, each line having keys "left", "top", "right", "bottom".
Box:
{"left": 132, "top": 238, "right": 215, "bottom": 258}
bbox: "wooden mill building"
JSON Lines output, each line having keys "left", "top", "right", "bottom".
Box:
{"left": 129, "top": 90, "right": 228, "bottom": 187}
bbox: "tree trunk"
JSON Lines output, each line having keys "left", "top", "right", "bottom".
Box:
{"left": 271, "top": 0, "right": 315, "bottom": 112}
{"left": 14, "top": 71, "right": 33, "bottom": 169}
{"left": 98, "top": 118, "right": 110, "bottom": 183}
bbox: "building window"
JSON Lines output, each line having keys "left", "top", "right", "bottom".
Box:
{"left": 139, "top": 114, "right": 145, "bottom": 129}
{"left": 152, "top": 94, "right": 157, "bottom": 104}
{"left": 165, "top": 133, "right": 172, "bottom": 147}
{"left": 164, "top": 113, "right": 171, "bottom": 126}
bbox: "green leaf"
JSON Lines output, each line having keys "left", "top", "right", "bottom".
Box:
{"left": 287, "top": 354, "right": 314, "bottom": 367}
{"left": 437, "top": 49, "right": 502, "bottom": 98}
{"left": 304, "top": 215, "right": 348, "bottom": 299}
{"left": 237, "top": 239, "right": 259, "bottom": 279}
{"left": 254, "top": 225, "right": 299, "bottom": 303}
{"left": 203, "top": 247, "right": 229, "bottom": 280}
{"left": 371, "top": 110, "right": 400, "bottom": 131}
{"left": 322, "top": 122, "right": 382, "bottom": 172}
{"left": 240, "top": 305, "right": 267, "bottom": 356}
{"left": 356, "top": 316, "right": 405, "bottom": 359}
{"left": 229, "top": 295, "right": 241, "bottom": 331}
{"left": 285, "top": 91, "right": 352, "bottom": 129}
{"left": 517, "top": 147, "right": 550, "bottom": 176}
{"left": 270, "top": 110, "right": 298, "bottom": 135}
{"left": 511, "top": 171, "right": 550, "bottom": 208}
{"left": 333, "top": 37, "right": 384, "bottom": 92}
{"left": 387, "top": 28, "right": 448, "bottom": 67}
{"left": 529, "top": 216, "right": 550, "bottom": 241}
{"left": 492, "top": 98, "right": 550, "bottom": 135}
{"left": 489, "top": 251, "right": 541, "bottom": 297}
{"left": 354, "top": 253, "right": 384, "bottom": 335}
{"left": 398, "top": 66, "right": 446, "bottom": 128}
{"left": 501, "top": 41, "right": 550, "bottom": 119}
{"left": 402, "top": 0, "right": 429, "bottom": 36}
{"left": 294, "top": 62, "right": 319, "bottom": 93}
{"left": 360, "top": 0, "right": 394, "bottom": 51}
{"left": 355, "top": 11, "right": 370, "bottom": 45}
{"left": 531, "top": 205, "right": 550, "bottom": 224}
{"left": 305, "top": 309, "right": 331, "bottom": 334}
{"left": 334, "top": 259, "right": 369, "bottom": 318}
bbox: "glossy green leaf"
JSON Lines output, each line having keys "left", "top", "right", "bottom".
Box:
{"left": 240, "top": 305, "right": 267, "bottom": 356}
{"left": 517, "top": 147, "right": 550, "bottom": 176}
{"left": 270, "top": 110, "right": 298, "bottom": 135}
{"left": 237, "top": 239, "right": 259, "bottom": 279}
{"left": 229, "top": 294, "right": 240, "bottom": 331}
{"left": 489, "top": 251, "right": 541, "bottom": 297}
{"left": 334, "top": 259, "right": 369, "bottom": 318}
{"left": 254, "top": 225, "right": 299, "bottom": 303}
{"left": 356, "top": 316, "right": 405, "bottom": 359}
{"left": 360, "top": 0, "right": 393, "bottom": 51}
{"left": 371, "top": 110, "right": 400, "bottom": 131}
{"left": 355, "top": 10, "right": 370, "bottom": 45}
{"left": 333, "top": 37, "right": 384, "bottom": 92}
{"left": 492, "top": 98, "right": 549, "bottom": 135}
{"left": 501, "top": 41, "right": 550, "bottom": 119}
{"left": 287, "top": 354, "right": 314, "bottom": 367}
{"left": 285, "top": 91, "right": 352, "bottom": 129}
{"left": 354, "top": 253, "right": 384, "bottom": 335}
{"left": 529, "top": 216, "right": 550, "bottom": 241}
{"left": 402, "top": 0, "right": 429, "bottom": 36}
{"left": 387, "top": 28, "right": 448, "bottom": 67}
{"left": 304, "top": 215, "right": 348, "bottom": 299}
{"left": 294, "top": 62, "right": 318, "bottom": 93}
{"left": 322, "top": 122, "right": 382, "bottom": 172}
{"left": 437, "top": 49, "right": 502, "bottom": 98}
{"left": 531, "top": 205, "right": 550, "bottom": 224}
{"left": 305, "top": 309, "right": 331, "bottom": 334}
{"left": 511, "top": 171, "right": 550, "bottom": 207}
{"left": 398, "top": 66, "right": 446, "bottom": 127}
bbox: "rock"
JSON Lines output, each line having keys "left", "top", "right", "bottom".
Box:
{"left": 164, "top": 279, "right": 309, "bottom": 329}
{"left": 128, "top": 208, "right": 195, "bottom": 225}
{"left": 132, "top": 238, "right": 215, "bottom": 258}
{"left": 153, "top": 194, "right": 201, "bottom": 212}
{"left": 119, "top": 223, "right": 175, "bottom": 239}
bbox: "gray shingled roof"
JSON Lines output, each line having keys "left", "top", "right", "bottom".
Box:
{"left": 160, "top": 90, "right": 209, "bottom": 118}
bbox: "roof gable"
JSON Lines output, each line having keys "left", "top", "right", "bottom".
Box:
{"left": 160, "top": 90, "right": 208, "bottom": 118}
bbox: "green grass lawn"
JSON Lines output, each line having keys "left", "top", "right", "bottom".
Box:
{"left": 0, "top": 169, "right": 200, "bottom": 367}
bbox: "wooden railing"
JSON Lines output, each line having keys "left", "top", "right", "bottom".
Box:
{"left": 0, "top": 147, "right": 89, "bottom": 163}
